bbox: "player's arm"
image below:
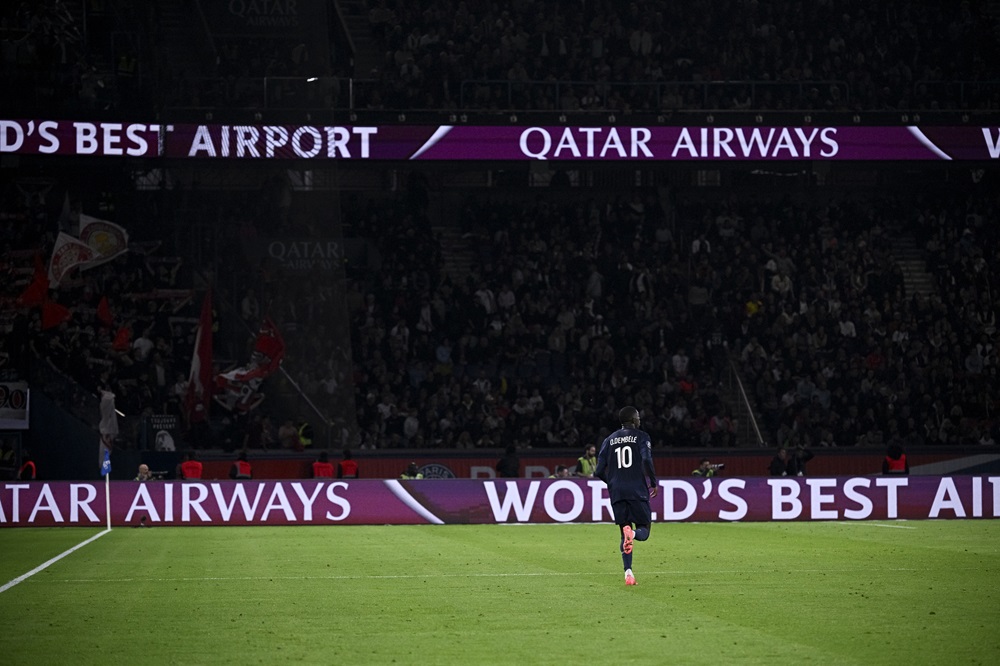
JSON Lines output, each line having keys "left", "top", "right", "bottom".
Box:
{"left": 594, "top": 441, "right": 609, "bottom": 484}
{"left": 640, "top": 438, "right": 658, "bottom": 497}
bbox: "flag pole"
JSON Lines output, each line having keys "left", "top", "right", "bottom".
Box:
{"left": 105, "top": 471, "right": 111, "bottom": 531}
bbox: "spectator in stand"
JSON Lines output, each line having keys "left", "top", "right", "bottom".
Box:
{"left": 244, "top": 413, "right": 265, "bottom": 450}
{"left": 178, "top": 451, "right": 203, "bottom": 480}
{"left": 312, "top": 450, "right": 335, "bottom": 478}
{"left": 576, "top": 444, "right": 598, "bottom": 478}
{"left": 786, "top": 445, "right": 815, "bottom": 477}
{"left": 0, "top": 441, "right": 15, "bottom": 479}
{"left": 337, "top": 449, "right": 359, "bottom": 479}
{"left": 229, "top": 451, "right": 253, "bottom": 479}
{"left": 18, "top": 451, "right": 37, "bottom": 480}
{"left": 241, "top": 288, "right": 260, "bottom": 324}
{"left": 691, "top": 458, "right": 721, "bottom": 477}
{"left": 400, "top": 462, "right": 423, "bottom": 479}
{"left": 496, "top": 444, "right": 520, "bottom": 478}
{"left": 548, "top": 465, "right": 570, "bottom": 479}
{"left": 278, "top": 419, "right": 300, "bottom": 450}
{"left": 768, "top": 447, "right": 789, "bottom": 477}
{"left": 297, "top": 421, "right": 313, "bottom": 451}
{"left": 134, "top": 463, "right": 156, "bottom": 481}
{"left": 882, "top": 443, "right": 910, "bottom": 475}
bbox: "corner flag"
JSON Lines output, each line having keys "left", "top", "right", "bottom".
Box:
{"left": 101, "top": 449, "right": 112, "bottom": 477}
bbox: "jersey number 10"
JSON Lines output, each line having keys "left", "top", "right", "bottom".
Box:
{"left": 615, "top": 446, "right": 633, "bottom": 468}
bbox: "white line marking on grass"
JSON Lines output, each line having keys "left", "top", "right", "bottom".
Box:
{"left": 839, "top": 522, "right": 917, "bottom": 530}
{"left": 0, "top": 529, "right": 110, "bottom": 594}
{"left": 41, "top": 566, "right": 936, "bottom": 585}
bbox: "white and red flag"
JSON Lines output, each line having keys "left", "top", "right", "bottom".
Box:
{"left": 78, "top": 213, "right": 129, "bottom": 269}
{"left": 214, "top": 317, "right": 285, "bottom": 413}
{"left": 47, "top": 232, "right": 96, "bottom": 288}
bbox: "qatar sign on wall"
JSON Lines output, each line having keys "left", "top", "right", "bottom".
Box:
{"left": 1, "top": 477, "right": 998, "bottom": 527}
{"left": 1, "top": 119, "right": 998, "bottom": 161}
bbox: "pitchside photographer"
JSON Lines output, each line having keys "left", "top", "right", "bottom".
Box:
{"left": 134, "top": 464, "right": 167, "bottom": 481}
{"left": 692, "top": 458, "right": 725, "bottom": 477}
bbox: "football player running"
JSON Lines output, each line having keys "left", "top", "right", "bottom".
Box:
{"left": 595, "top": 405, "right": 658, "bottom": 586}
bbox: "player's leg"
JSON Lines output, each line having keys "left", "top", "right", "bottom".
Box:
{"left": 612, "top": 501, "right": 634, "bottom": 571}
{"left": 624, "top": 501, "right": 650, "bottom": 585}
{"left": 616, "top": 502, "right": 638, "bottom": 585}
{"left": 633, "top": 499, "right": 653, "bottom": 542}
{"left": 622, "top": 524, "right": 635, "bottom": 554}
{"left": 621, "top": 527, "right": 635, "bottom": 585}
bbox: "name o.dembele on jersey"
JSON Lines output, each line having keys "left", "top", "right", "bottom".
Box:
{"left": 595, "top": 427, "right": 657, "bottom": 502}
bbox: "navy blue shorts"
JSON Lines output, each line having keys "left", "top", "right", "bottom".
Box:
{"left": 612, "top": 499, "right": 651, "bottom": 527}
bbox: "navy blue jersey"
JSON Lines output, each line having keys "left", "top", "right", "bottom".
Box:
{"left": 594, "top": 427, "right": 657, "bottom": 502}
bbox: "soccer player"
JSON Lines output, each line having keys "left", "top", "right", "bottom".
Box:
{"left": 595, "top": 405, "right": 658, "bottom": 586}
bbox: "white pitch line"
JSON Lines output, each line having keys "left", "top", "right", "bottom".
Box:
{"left": 35, "top": 566, "right": 937, "bottom": 585}
{"left": 838, "top": 522, "right": 917, "bottom": 530}
{"left": 0, "top": 529, "right": 110, "bottom": 594}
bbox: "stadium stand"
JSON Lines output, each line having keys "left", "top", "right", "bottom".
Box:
{"left": 355, "top": 0, "right": 1000, "bottom": 112}
{"left": 1, "top": 0, "right": 998, "bottom": 471}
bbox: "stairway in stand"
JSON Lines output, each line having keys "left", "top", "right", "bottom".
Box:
{"left": 435, "top": 227, "right": 475, "bottom": 284}
{"left": 890, "top": 235, "right": 936, "bottom": 298}
{"left": 155, "top": 0, "right": 215, "bottom": 83}
{"left": 891, "top": 236, "right": 937, "bottom": 296}
{"left": 336, "top": 0, "right": 385, "bottom": 78}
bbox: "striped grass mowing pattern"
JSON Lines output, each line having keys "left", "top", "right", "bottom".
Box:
{"left": 1, "top": 521, "right": 998, "bottom": 665}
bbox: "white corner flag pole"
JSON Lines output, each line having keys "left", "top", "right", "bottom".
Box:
{"left": 105, "top": 472, "right": 111, "bottom": 531}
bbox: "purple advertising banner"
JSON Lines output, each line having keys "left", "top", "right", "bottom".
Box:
{"left": 2, "top": 477, "right": 998, "bottom": 527}
{"left": 1, "top": 119, "right": 998, "bottom": 161}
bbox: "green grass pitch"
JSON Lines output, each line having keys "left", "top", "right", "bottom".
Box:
{"left": 1, "top": 522, "right": 997, "bottom": 665}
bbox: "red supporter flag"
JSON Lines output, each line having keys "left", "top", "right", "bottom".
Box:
{"left": 254, "top": 317, "right": 286, "bottom": 374}
{"left": 41, "top": 299, "right": 72, "bottom": 330}
{"left": 213, "top": 316, "right": 285, "bottom": 413}
{"left": 16, "top": 254, "right": 49, "bottom": 307}
{"left": 96, "top": 296, "right": 113, "bottom": 327}
{"left": 112, "top": 325, "right": 131, "bottom": 352}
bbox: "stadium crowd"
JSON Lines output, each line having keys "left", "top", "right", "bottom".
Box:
{"left": 1, "top": 0, "right": 998, "bottom": 458}
{"left": 358, "top": 0, "right": 999, "bottom": 111}
{"left": 4, "top": 0, "right": 998, "bottom": 114}
{"left": 362, "top": 0, "right": 1000, "bottom": 111}
{"left": 339, "top": 185, "right": 999, "bottom": 451}
{"left": 0, "top": 180, "right": 205, "bottom": 441}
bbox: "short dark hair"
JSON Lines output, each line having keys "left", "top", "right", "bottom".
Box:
{"left": 619, "top": 405, "right": 639, "bottom": 424}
